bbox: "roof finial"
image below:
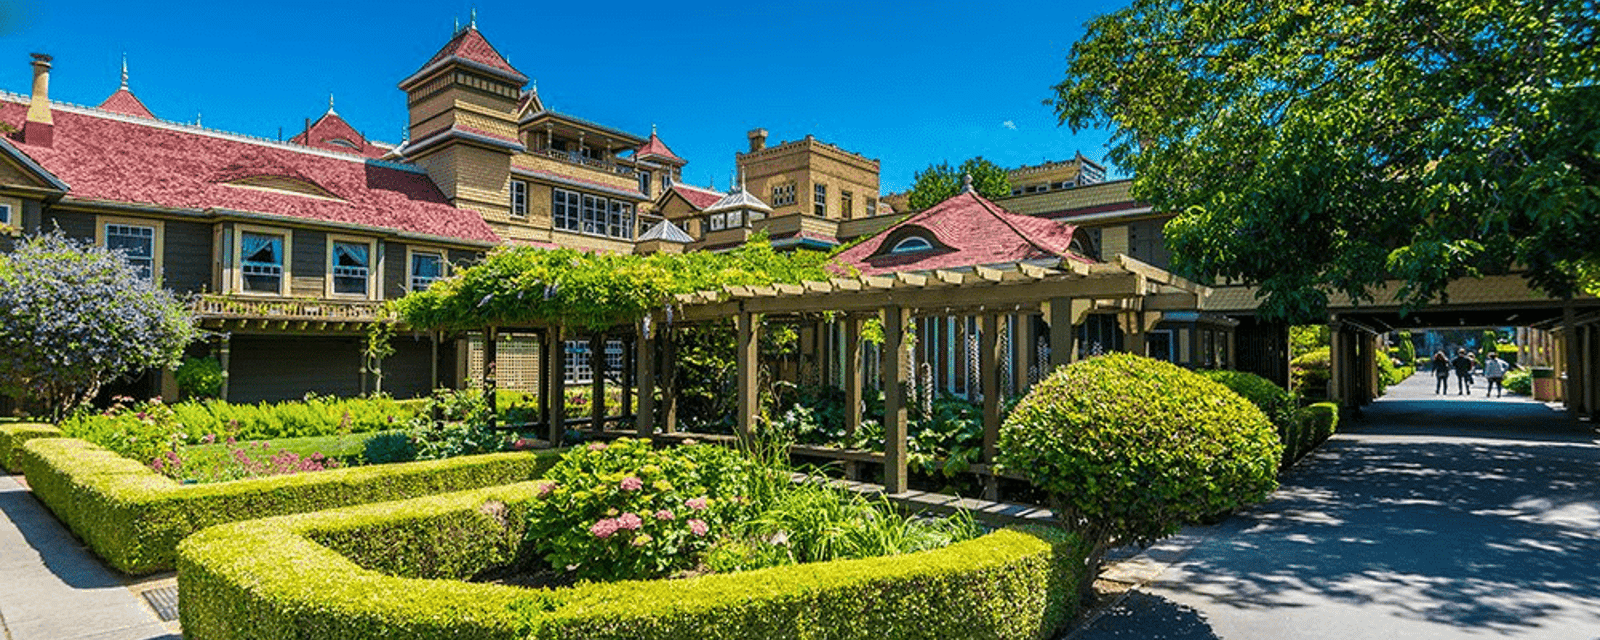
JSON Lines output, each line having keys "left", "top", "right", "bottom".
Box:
{"left": 327, "top": 92, "right": 337, "bottom": 116}
{"left": 470, "top": 7, "right": 477, "bottom": 29}
{"left": 196, "top": 112, "right": 202, "bottom": 128}
{"left": 651, "top": 123, "right": 658, "bottom": 136}
{"left": 454, "top": 16, "right": 460, "bottom": 33}
{"left": 961, "top": 173, "right": 974, "bottom": 193}
{"left": 120, "top": 53, "right": 129, "bottom": 90}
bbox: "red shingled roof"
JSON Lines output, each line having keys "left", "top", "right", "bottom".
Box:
{"left": 670, "top": 184, "right": 723, "bottom": 210}
{"left": 98, "top": 88, "right": 154, "bottom": 119}
{"left": 634, "top": 132, "right": 684, "bottom": 164}
{"left": 424, "top": 27, "right": 521, "bottom": 77}
{"left": 1, "top": 100, "right": 499, "bottom": 244}
{"left": 288, "top": 111, "right": 386, "bottom": 158}
{"left": 834, "top": 191, "right": 1092, "bottom": 275}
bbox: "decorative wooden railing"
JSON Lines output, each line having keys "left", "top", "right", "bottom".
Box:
{"left": 191, "top": 295, "right": 385, "bottom": 322}
{"left": 530, "top": 147, "right": 637, "bottom": 177}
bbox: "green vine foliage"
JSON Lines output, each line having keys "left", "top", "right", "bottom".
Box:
{"left": 393, "top": 238, "right": 836, "bottom": 331}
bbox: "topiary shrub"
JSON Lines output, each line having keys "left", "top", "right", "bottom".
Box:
{"left": 997, "top": 353, "right": 1281, "bottom": 589}
{"left": 1197, "top": 370, "right": 1294, "bottom": 418}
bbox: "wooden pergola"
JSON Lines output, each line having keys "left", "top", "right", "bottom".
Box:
{"left": 627, "top": 254, "right": 1209, "bottom": 495}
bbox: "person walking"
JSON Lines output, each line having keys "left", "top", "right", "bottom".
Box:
{"left": 1431, "top": 350, "right": 1451, "bottom": 395}
{"left": 1483, "top": 351, "right": 1509, "bottom": 397}
{"left": 1452, "top": 349, "right": 1475, "bottom": 395}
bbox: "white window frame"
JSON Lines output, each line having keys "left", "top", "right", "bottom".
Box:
{"left": 325, "top": 235, "right": 379, "bottom": 300}
{"left": 233, "top": 224, "right": 292, "bottom": 296}
{"left": 96, "top": 215, "right": 164, "bottom": 285}
{"left": 510, "top": 180, "right": 528, "bottom": 218}
{"left": 638, "top": 170, "right": 652, "bottom": 197}
{"left": 407, "top": 247, "right": 447, "bottom": 292}
{"left": 813, "top": 183, "right": 827, "bottom": 216}
{"left": 709, "top": 212, "right": 726, "bottom": 231}
{"left": 890, "top": 236, "right": 933, "bottom": 255}
{"left": 727, "top": 209, "right": 743, "bottom": 227}
{"left": 553, "top": 189, "right": 580, "bottom": 231}
{"left": 581, "top": 194, "right": 602, "bottom": 235}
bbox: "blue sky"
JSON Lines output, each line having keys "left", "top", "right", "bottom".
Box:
{"left": 0, "top": 0, "right": 1128, "bottom": 193}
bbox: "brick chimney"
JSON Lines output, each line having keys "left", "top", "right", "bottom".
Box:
{"left": 747, "top": 128, "right": 767, "bottom": 152}
{"left": 24, "top": 53, "right": 54, "bottom": 147}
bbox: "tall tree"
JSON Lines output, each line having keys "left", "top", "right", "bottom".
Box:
{"left": 906, "top": 157, "right": 1012, "bottom": 210}
{"left": 1053, "top": 0, "right": 1600, "bottom": 320}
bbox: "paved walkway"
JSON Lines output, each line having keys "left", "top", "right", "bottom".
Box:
{"left": 0, "top": 473, "right": 177, "bottom": 640}
{"left": 1072, "top": 374, "right": 1600, "bottom": 639}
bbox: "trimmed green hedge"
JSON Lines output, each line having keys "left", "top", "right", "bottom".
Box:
{"left": 178, "top": 481, "right": 1091, "bottom": 640}
{"left": 1280, "top": 403, "right": 1339, "bottom": 470}
{"left": 0, "top": 422, "right": 62, "bottom": 473}
{"left": 18, "top": 438, "right": 561, "bottom": 574}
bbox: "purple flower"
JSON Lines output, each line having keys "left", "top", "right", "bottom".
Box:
{"left": 619, "top": 476, "right": 643, "bottom": 491}
{"left": 590, "top": 518, "right": 620, "bottom": 539}
{"left": 654, "top": 509, "right": 675, "bottom": 521}
{"left": 617, "top": 512, "right": 643, "bottom": 531}
{"left": 688, "top": 519, "right": 709, "bottom": 537}
{"left": 685, "top": 497, "right": 709, "bottom": 511}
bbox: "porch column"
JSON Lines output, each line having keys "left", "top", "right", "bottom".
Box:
{"left": 1048, "top": 297, "right": 1074, "bottom": 374}
{"left": 1327, "top": 322, "right": 1344, "bottom": 406}
{"left": 218, "top": 333, "right": 232, "bottom": 402}
{"left": 636, "top": 322, "right": 656, "bottom": 436}
{"left": 844, "top": 316, "right": 863, "bottom": 436}
{"left": 736, "top": 310, "right": 759, "bottom": 444}
{"left": 1584, "top": 325, "right": 1595, "bottom": 417}
{"left": 980, "top": 313, "right": 1002, "bottom": 501}
{"left": 590, "top": 332, "right": 606, "bottom": 432}
{"left": 1013, "top": 313, "right": 1034, "bottom": 394}
{"left": 882, "top": 304, "right": 909, "bottom": 494}
{"left": 662, "top": 327, "right": 679, "bottom": 432}
{"left": 545, "top": 325, "right": 566, "bottom": 445}
{"left": 429, "top": 331, "right": 439, "bottom": 391}
{"left": 484, "top": 327, "right": 498, "bottom": 430}
{"left": 1564, "top": 305, "right": 1580, "bottom": 416}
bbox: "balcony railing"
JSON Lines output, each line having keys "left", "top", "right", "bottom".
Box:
{"left": 530, "top": 147, "right": 637, "bottom": 177}
{"left": 192, "top": 295, "right": 385, "bottom": 323}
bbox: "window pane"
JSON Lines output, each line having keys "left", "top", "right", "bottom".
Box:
{"left": 241, "top": 231, "right": 284, "bottom": 293}
{"left": 106, "top": 223, "right": 156, "bottom": 281}
{"left": 511, "top": 181, "right": 528, "bottom": 217}
{"left": 332, "top": 241, "right": 370, "bottom": 295}
{"left": 411, "top": 252, "right": 443, "bottom": 291}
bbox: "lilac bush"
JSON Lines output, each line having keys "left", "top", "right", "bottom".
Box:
{"left": 0, "top": 232, "right": 196, "bottom": 418}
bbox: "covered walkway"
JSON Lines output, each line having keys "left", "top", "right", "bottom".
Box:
{"left": 1071, "top": 374, "right": 1600, "bottom": 639}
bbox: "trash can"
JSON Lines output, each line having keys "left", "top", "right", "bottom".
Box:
{"left": 1531, "top": 367, "right": 1556, "bottom": 401}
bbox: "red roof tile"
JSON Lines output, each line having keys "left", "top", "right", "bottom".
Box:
{"left": 834, "top": 191, "right": 1091, "bottom": 275}
{"left": 422, "top": 27, "right": 521, "bottom": 78}
{"left": 634, "top": 132, "right": 683, "bottom": 164}
{"left": 670, "top": 184, "right": 723, "bottom": 210}
{"left": 1, "top": 100, "right": 499, "bottom": 245}
{"left": 97, "top": 88, "right": 154, "bottom": 119}
{"left": 288, "top": 111, "right": 386, "bottom": 158}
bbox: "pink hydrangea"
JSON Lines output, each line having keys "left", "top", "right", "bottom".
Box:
{"left": 586, "top": 442, "right": 608, "bottom": 452}
{"left": 688, "top": 519, "right": 709, "bottom": 537}
{"left": 536, "top": 482, "right": 557, "bottom": 498}
{"left": 617, "top": 512, "right": 643, "bottom": 531}
{"left": 654, "top": 509, "right": 675, "bottom": 521}
{"left": 685, "top": 497, "right": 709, "bottom": 511}
{"left": 619, "top": 476, "right": 643, "bottom": 491}
{"left": 590, "top": 518, "right": 620, "bottom": 539}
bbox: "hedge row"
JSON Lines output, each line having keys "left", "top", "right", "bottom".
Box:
{"left": 17, "top": 438, "right": 561, "bottom": 574}
{"left": 0, "top": 422, "right": 62, "bottom": 473}
{"left": 1280, "top": 403, "right": 1339, "bottom": 470}
{"left": 178, "top": 481, "right": 1091, "bottom": 640}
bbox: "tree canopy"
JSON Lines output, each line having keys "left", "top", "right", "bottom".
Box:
{"left": 1053, "top": 0, "right": 1600, "bottom": 320}
{"left": 392, "top": 237, "right": 837, "bottom": 331}
{"left": 906, "top": 157, "right": 1012, "bottom": 210}
{"left": 0, "top": 232, "right": 197, "bottom": 417}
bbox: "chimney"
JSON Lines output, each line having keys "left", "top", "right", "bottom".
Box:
{"left": 747, "top": 128, "right": 767, "bottom": 152}
{"left": 24, "top": 53, "right": 54, "bottom": 147}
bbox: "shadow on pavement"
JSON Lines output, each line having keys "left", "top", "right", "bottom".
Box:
{"left": 1073, "top": 591, "right": 1221, "bottom": 639}
{"left": 0, "top": 481, "right": 126, "bottom": 590}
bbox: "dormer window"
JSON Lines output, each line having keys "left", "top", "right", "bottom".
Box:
{"left": 890, "top": 236, "right": 934, "bottom": 255}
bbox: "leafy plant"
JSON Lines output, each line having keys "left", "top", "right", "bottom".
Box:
{"left": 175, "top": 357, "right": 224, "bottom": 400}
{"left": 1503, "top": 369, "right": 1533, "bottom": 396}
{"left": 150, "top": 438, "right": 340, "bottom": 484}
{"left": 402, "top": 389, "right": 505, "bottom": 461}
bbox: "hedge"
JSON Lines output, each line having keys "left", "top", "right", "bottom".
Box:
{"left": 178, "top": 481, "right": 1091, "bottom": 640}
{"left": 0, "top": 422, "right": 62, "bottom": 473}
{"left": 1280, "top": 402, "right": 1339, "bottom": 470}
{"left": 17, "top": 438, "right": 561, "bottom": 574}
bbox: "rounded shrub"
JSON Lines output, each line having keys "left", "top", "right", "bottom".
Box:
{"left": 997, "top": 353, "right": 1281, "bottom": 572}
{"left": 1197, "top": 370, "right": 1292, "bottom": 415}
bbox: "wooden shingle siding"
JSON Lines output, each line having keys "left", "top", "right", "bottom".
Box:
{"left": 291, "top": 228, "right": 327, "bottom": 297}
{"left": 227, "top": 335, "right": 362, "bottom": 403}
{"left": 383, "top": 240, "right": 408, "bottom": 299}
{"left": 449, "top": 249, "right": 482, "bottom": 269}
{"left": 382, "top": 337, "right": 435, "bottom": 399}
{"left": 162, "top": 219, "right": 213, "bottom": 294}
{"left": 43, "top": 209, "right": 95, "bottom": 242}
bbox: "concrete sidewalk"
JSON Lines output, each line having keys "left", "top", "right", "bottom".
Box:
{"left": 1071, "top": 375, "right": 1600, "bottom": 639}
{"left": 0, "top": 473, "right": 178, "bottom": 640}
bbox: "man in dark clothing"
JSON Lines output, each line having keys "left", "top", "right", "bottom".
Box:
{"left": 1431, "top": 351, "right": 1451, "bottom": 395}
{"left": 1452, "top": 349, "right": 1475, "bottom": 395}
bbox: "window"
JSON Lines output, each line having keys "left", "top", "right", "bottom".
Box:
{"left": 0, "top": 203, "right": 12, "bottom": 226}
{"left": 841, "top": 190, "right": 853, "bottom": 219}
{"left": 553, "top": 189, "right": 580, "bottom": 231}
{"left": 709, "top": 213, "right": 726, "bottom": 231}
{"left": 608, "top": 200, "right": 633, "bottom": 238}
{"left": 866, "top": 197, "right": 878, "bottom": 216}
{"left": 771, "top": 184, "right": 796, "bottom": 206}
{"left": 564, "top": 339, "right": 625, "bottom": 384}
{"left": 410, "top": 251, "right": 444, "bottom": 291}
{"left": 890, "top": 236, "right": 933, "bottom": 254}
{"left": 581, "top": 195, "right": 602, "bottom": 235}
{"left": 105, "top": 223, "right": 157, "bottom": 282}
{"left": 510, "top": 180, "right": 528, "bottom": 218}
{"left": 813, "top": 183, "right": 827, "bottom": 216}
{"left": 727, "top": 209, "right": 743, "bottom": 227}
{"left": 240, "top": 230, "right": 286, "bottom": 294}
{"left": 330, "top": 239, "right": 372, "bottom": 297}
{"left": 638, "top": 171, "right": 652, "bottom": 196}
{"left": 663, "top": 173, "right": 674, "bottom": 189}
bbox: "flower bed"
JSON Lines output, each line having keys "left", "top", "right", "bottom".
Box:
{"left": 17, "top": 437, "right": 562, "bottom": 574}
{"left": 0, "top": 422, "right": 61, "bottom": 473}
{"left": 178, "top": 479, "right": 1090, "bottom": 640}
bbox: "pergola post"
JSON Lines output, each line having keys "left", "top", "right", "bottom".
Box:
{"left": 636, "top": 321, "right": 656, "bottom": 437}
{"left": 590, "top": 332, "right": 606, "bottom": 432}
{"left": 980, "top": 313, "right": 1002, "bottom": 501}
{"left": 1328, "top": 321, "right": 1344, "bottom": 407}
{"left": 882, "top": 304, "right": 909, "bottom": 494}
{"left": 545, "top": 325, "right": 566, "bottom": 445}
{"left": 537, "top": 329, "right": 551, "bottom": 428}
{"left": 1583, "top": 325, "right": 1594, "bottom": 417}
{"left": 736, "top": 309, "right": 759, "bottom": 444}
{"left": 844, "top": 315, "right": 863, "bottom": 436}
{"left": 621, "top": 334, "right": 634, "bottom": 425}
{"left": 429, "top": 331, "right": 440, "bottom": 391}
{"left": 1013, "top": 313, "right": 1033, "bottom": 394}
{"left": 484, "top": 327, "right": 499, "bottom": 430}
{"left": 662, "top": 327, "right": 679, "bottom": 433}
{"left": 1048, "top": 297, "right": 1074, "bottom": 374}
{"left": 218, "top": 333, "right": 232, "bottom": 402}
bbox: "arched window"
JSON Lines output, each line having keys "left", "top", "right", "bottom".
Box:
{"left": 889, "top": 236, "right": 934, "bottom": 255}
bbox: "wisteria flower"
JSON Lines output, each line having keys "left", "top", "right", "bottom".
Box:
{"left": 688, "top": 519, "right": 709, "bottom": 537}
{"left": 619, "top": 476, "right": 643, "bottom": 491}
{"left": 590, "top": 518, "right": 620, "bottom": 539}
{"left": 654, "top": 509, "right": 675, "bottom": 521}
{"left": 685, "top": 497, "right": 709, "bottom": 511}
{"left": 617, "top": 512, "right": 643, "bottom": 531}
